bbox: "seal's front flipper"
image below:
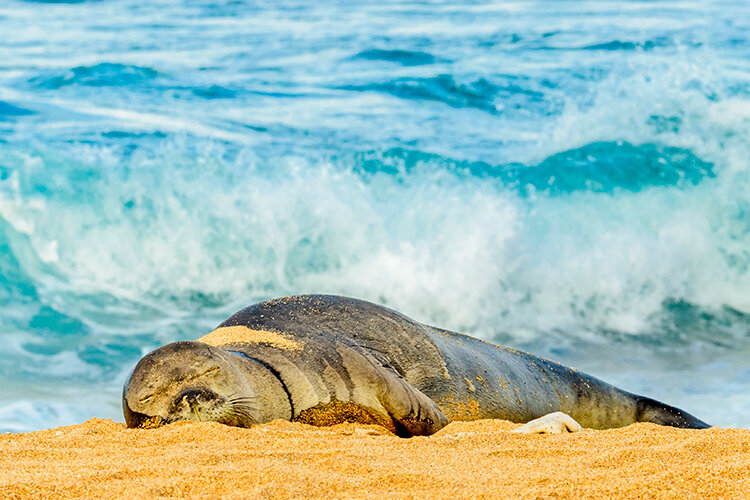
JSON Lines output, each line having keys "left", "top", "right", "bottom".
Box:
{"left": 512, "top": 412, "right": 584, "bottom": 434}
{"left": 338, "top": 344, "right": 449, "bottom": 437}
{"left": 377, "top": 370, "right": 450, "bottom": 436}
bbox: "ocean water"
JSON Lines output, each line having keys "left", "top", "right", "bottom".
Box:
{"left": 0, "top": 0, "right": 748, "bottom": 432}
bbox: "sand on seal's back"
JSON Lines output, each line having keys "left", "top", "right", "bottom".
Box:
{"left": 197, "top": 325, "right": 302, "bottom": 350}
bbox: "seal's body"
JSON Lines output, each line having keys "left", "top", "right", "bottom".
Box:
{"left": 123, "top": 295, "right": 709, "bottom": 435}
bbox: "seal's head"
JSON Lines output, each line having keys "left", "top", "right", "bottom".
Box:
{"left": 122, "top": 341, "right": 288, "bottom": 429}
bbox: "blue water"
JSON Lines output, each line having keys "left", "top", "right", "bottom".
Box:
{"left": 0, "top": 0, "right": 748, "bottom": 432}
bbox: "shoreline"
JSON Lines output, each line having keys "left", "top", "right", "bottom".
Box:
{"left": 2, "top": 418, "right": 748, "bottom": 498}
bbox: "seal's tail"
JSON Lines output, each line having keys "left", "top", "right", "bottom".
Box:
{"left": 635, "top": 396, "right": 710, "bottom": 429}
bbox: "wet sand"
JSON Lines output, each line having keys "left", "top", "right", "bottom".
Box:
{"left": 1, "top": 418, "right": 748, "bottom": 499}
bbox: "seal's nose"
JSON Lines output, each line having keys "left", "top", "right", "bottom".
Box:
{"left": 175, "top": 387, "right": 217, "bottom": 407}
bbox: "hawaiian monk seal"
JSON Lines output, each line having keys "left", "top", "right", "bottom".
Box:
{"left": 122, "top": 295, "right": 709, "bottom": 435}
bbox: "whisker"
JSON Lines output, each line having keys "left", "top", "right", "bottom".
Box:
{"left": 232, "top": 404, "right": 260, "bottom": 415}
{"left": 227, "top": 395, "right": 259, "bottom": 403}
{"left": 228, "top": 399, "right": 259, "bottom": 407}
{"left": 220, "top": 392, "right": 260, "bottom": 424}
{"left": 227, "top": 401, "right": 259, "bottom": 424}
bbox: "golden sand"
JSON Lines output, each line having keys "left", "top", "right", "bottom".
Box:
{"left": 197, "top": 326, "right": 302, "bottom": 350}
{"left": 1, "top": 419, "right": 748, "bottom": 499}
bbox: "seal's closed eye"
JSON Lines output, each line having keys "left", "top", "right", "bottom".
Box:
{"left": 174, "top": 366, "right": 221, "bottom": 384}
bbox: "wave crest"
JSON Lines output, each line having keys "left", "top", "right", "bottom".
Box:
{"left": 28, "top": 63, "right": 160, "bottom": 89}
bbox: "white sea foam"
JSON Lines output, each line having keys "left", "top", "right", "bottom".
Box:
{"left": 2, "top": 118, "right": 747, "bottom": 345}
{"left": 0, "top": 399, "right": 117, "bottom": 433}
{"left": 3, "top": 48, "right": 750, "bottom": 343}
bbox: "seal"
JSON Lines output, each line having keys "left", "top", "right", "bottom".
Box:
{"left": 123, "top": 295, "right": 709, "bottom": 435}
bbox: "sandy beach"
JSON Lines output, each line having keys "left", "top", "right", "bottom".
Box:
{"left": 1, "top": 419, "right": 747, "bottom": 499}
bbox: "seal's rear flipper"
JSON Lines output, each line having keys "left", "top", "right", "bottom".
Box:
{"left": 512, "top": 412, "right": 584, "bottom": 434}
{"left": 636, "top": 396, "right": 710, "bottom": 429}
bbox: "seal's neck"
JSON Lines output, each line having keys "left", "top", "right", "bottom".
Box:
{"left": 226, "top": 350, "right": 294, "bottom": 423}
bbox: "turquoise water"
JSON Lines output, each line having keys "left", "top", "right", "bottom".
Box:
{"left": 0, "top": 0, "right": 748, "bottom": 431}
